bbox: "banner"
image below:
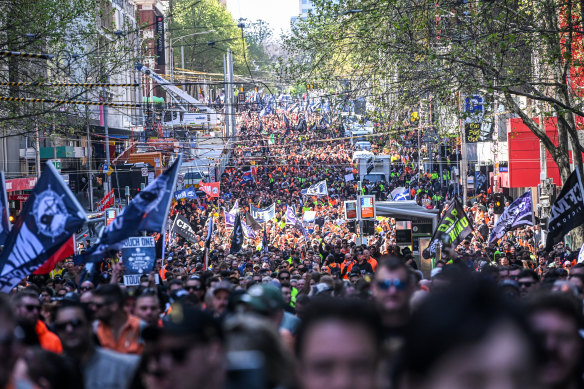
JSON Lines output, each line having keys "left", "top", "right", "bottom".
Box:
{"left": 285, "top": 206, "right": 300, "bottom": 226}
{"left": 200, "top": 182, "right": 220, "bottom": 198}
{"left": 242, "top": 220, "right": 257, "bottom": 239}
{"left": 423, "top": 199, "right": 473, "bottom": 259}
{"left": 122, "top": 236, "right": 156, "bottom": 286}
{"left": 302, "top": 180, "right": 328, "bottom": 196}
{"left": 230, "top": 213, "right": 244, "bottom": 254}
{"left": 0, "top": 161, "right": 87, "bottom": 292}
{"left": 87, "top": 155, "right": 182, "bottom": 259}
{"left": 344, "top": 173, "right": 354, "bottom": 182}
{"left": 488, "top": 190, "right": 533, "bottom": 244}
{"left": 250, "top": 203, "right": 275, "bottom": 224}
{"left": 225, "top": 199, "right": 239, "bottom": 227}
{"left": 546, "top": 169, "right": 584, "bottom": 250}
{"left": 0, "top": 171, "right": 9, "bottom": 245}
{"left": 174, "top": 188, "right": 198, "bottom": 201}
{"left": 172, "top": 214, "right": 197, "bottom": 243}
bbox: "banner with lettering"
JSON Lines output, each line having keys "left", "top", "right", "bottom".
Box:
{"left": 423, "top": 199, "right": 473, "bottom": 259}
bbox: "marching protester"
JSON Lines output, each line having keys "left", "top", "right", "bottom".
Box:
{"left": 0, "top": 104, "right": 584, "bottom": 389}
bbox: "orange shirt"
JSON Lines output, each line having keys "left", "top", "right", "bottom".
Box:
{"left": 96, "top": 314, "right": 144, "bottom": 355}
{"left": 36, "top": 320, "right": 62, "bottom": 354}
{"left": 367, "top": 257, "right": 378, "bottom": 272}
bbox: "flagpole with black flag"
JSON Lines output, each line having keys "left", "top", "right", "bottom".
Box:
{"left": 545, "top": 168, "right": 584, "bottom": 251}
{"left": 0, "top": 161, "right": 87, "bottom": 292}
{"left": 203, "top": 216, "right": 214, "bottom": 271}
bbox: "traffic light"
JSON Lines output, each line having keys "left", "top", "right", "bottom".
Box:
{"left": 493, "top": 193, "right": 505, "bottom": 214}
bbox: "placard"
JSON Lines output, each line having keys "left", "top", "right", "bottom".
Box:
{"left": 122, "top": 236, "right": 156, "bottom": 286}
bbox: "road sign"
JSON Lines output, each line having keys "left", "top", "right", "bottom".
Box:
{"left": 141, "top": 167, "right": 148, "bottom": 177}
{"left": 177, "top": 174, "right": 184, "bottom": 184}
{"left": 357, "top": 195, "right": 376, "bottom": 220}
{"left": 52, "top": 159, "right": 61, "bottom": 172}
{"left": 103, "top": 164, "right": 109, "bottom": 173}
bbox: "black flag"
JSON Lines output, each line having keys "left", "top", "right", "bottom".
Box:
{"left": 172, "top": 214, "right": 197, "bottom": 243}
{"left": 245, "top": 211, "right": 262, "bottom": 231}
{"left": 423, "top": 199, "right": 473, "bottom": 259}
{"left": 546, "top": 169, "right": 584, "bottom": 250}
{"left": 230, "top": 213, "right": 244, "bottom": 254}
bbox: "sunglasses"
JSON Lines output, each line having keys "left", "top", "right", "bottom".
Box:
{"left": 519, "top": 281, "right": 534, "bottom": 288}
{"left": 93, "top": 301, "right": 112, "bottom": 309}
{"left": 80, "top": 286, "right": 93, "bottom": 291}
{"left": 54, "top": 318, "right": 86, "bottom": 332}
{"left": 22, "top": 304, "right": 40, "bottom": 312}
{"left": 186, "top": 285, "right": 202, "bottom": 291}
{"left": 376, "top": 279, "right": 408, "bottom": 291}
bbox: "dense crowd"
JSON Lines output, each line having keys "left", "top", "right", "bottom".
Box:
{"left": 0, "top": 108, "right": 582, "bottom": 389}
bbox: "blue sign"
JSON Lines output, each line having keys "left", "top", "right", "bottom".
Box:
{"left": 122, "top": 236, "right": 156, "bottom": 285}
{"left": 103, "top": 164, "right": 109, "bottom": 173}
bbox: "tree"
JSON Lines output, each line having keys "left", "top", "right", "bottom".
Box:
{"left": 283, "top": 0, "right": 584, "bottom": 185}
{"left": 169, "top": 0, "right": 248, "bottom": 75}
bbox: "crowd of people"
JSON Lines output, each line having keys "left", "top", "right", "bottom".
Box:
{"left": 0, "top": 108, "right": 583, "bottom": 389}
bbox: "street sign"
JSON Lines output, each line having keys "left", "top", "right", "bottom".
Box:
{"left": 357, "top": 195, "right": 376, "bottom": 220}
{"left": 344, "top": 200, "right": 357, "bottom": 220}
{"left": 52, "top": 159, "right": 61, "bottom": 172}
{"left": 106, "top": 208, "right": 117, "bottom": 226}
{"left": 141, "top": 167, "right": 148, "bottom": 177}
{"left": 103, "top": 164, "right": 109, "bottom": 173}
{"left": 177, "top": 174, "right": 184, "bottom": 184}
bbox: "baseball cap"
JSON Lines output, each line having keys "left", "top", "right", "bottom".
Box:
{"left": 212, "top": 281, "right": 233, "bottom": 295}
{"left": 241, "top": 283, "right": 286, "bottom": 314}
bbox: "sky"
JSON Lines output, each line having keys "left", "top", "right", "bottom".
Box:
{"left": 226, "top": 0, "right": 298, "bottom": 37}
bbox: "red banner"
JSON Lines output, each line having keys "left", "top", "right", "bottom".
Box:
{"left": 96, "top": 190, "right": 115, "bottom": 212}
{"left": 33, "top": 236, "right": 75, "bottom": 275}
{"left": 6, "top": 177, "right": 37, "bottom": 192}
{"left": 8, "top": 194, "right": 30, "bottom": 202}
{"left": 199, "top": 182, "right": 220, "bottom": 198}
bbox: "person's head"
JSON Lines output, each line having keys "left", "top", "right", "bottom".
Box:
{"left": 526, "top": 292, "right": 583, "bottom": 388}
{"left": 280, "top": 281, "right": 292, "bottom": 305}
{"left": 53, "top": 301, "right": 94, "bottom": 354}
{"left": 373, "top": 256, "right": 415, "bottom": 325}
{"left": 210, "top": 281, "right": 232, "bottom": 316}
{"left": 0, "top": 294, "right": 19, "bottom": 388}
{"left": 92, "top": 284, "right": 125, "bottom": 324}
{"left": 79, "top": 281, "right": 94, "bottom": 294}
{"left": 185, "top": 276, "right": 205, "bottom": 301}
{"left": 12, "top": 290, "right": 41, "bottom": 326}
{"left": 138, "top": 304, "right": 225, "bottom": 389}
{"left": 12, "top": 347, "right": 83, "bottom": 389}
{"left": 295, "top": 298, "right": 383, "bottom": 389}
{"left": 135, "top": 292, "right": 161, "bottom": 327}
{"left": 396, "top": 278, "right": 543, "bottom": 389}
{"left": 517, "top": 269, "right": 539, "bottom": 298}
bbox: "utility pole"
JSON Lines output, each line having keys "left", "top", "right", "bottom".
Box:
{"left": 35, "top": 119, "right": 41, "bottom": 177}
{"left": 103, "top": 80, "right": 111, "bottom": 197}
{"left": 223, "top": 52, "right": 230, "bottom": 138}
{"left": 228, "top": 48, "right": 236, "bottom": 139}
{"left": 86, "top": 91, "right": 94, "bottom": 211}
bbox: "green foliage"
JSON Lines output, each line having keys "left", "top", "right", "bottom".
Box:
{"left": 283, "top": 0, "right": 584, "bottom": 181}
